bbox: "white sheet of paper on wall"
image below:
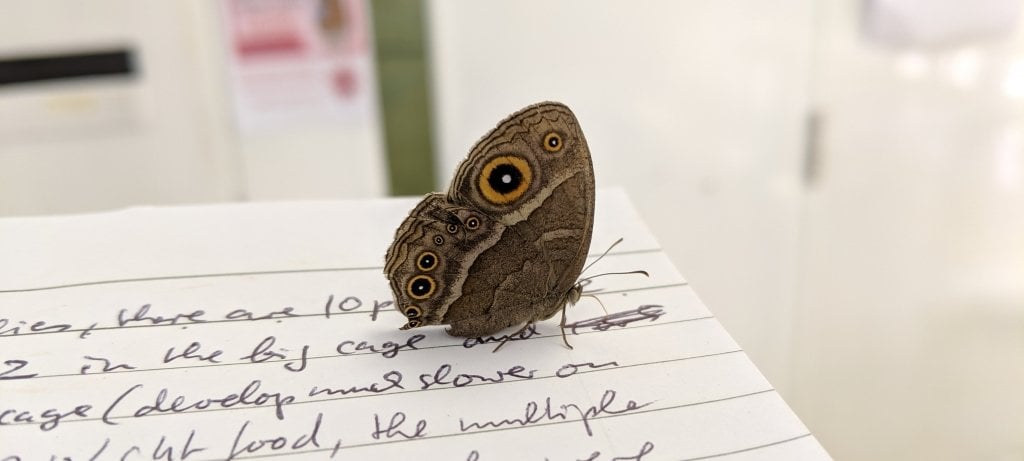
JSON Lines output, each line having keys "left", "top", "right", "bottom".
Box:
{"left": 220, "top": 0, "right": 376, "bottom": 132}
{"left": 0, "top": 188, "right": 831, "bottom": 460}
{"left": 862, "top": 0, "right": 1022, "bottom": 47}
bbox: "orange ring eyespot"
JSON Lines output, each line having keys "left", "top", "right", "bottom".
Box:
{"left": 406, "top": 275, "right": 436, "bottom": 300}
{"left": 543, "top": 132, "right": 563, "bottom": 152}
{"left": 416, "top": 251, "right": 438, "bottom": 271}
{"left": 477, "top": 155, "right": 532, "bottom": 205}
{"left": 403, "top": 305, "right": 423, "bottom": 319}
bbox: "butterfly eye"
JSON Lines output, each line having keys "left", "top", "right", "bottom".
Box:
{"left": 403, "top": 305, "right": 423, "bottom": 319}
{"left": 406, "top": 275, "right": 436, "bottom": 300}
{"left": 446, "top": 223, "right": 459, "bottom": 234}
{"left": 477, "top": 155, "right": 533, "bottom": 205}
{"left": 433, "top": 235, "right": 444, "bottom": 245}
{"left": 543, "top": 132, "right": 563, "bottom": 152}
{"left": 416, "top": 251, "right": 438, "bottom": 271}
{"left": 465, "top": 216, "right": 480, "bottom": 230}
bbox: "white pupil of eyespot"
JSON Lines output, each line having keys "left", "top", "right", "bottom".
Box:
{"left": 501, "top": 174, "right": 512, "bottom": 184}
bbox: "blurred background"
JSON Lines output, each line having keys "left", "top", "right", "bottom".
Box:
{"left": 1, "top": 0, "right": 1022, "bottom": 458}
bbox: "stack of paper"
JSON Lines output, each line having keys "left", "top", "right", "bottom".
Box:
{"left": 0, "top": 189, "right": 830, "bottom": 460}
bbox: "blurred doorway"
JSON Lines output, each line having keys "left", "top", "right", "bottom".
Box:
{"left": 793, "top": 1, "right": 1024, "bottom": 459}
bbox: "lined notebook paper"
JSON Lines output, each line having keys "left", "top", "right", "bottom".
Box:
{"left": 0, "top": 189, "right": 830, "bottom": 460}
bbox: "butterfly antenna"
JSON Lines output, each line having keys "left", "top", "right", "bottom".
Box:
{"left": 579, "top": 270, "right": 650, "bottom": 284}
{"left": 580, "top": 237, "right": 624, "bottom": 276}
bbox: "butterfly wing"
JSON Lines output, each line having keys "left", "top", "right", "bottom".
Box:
{"left": 441, "top": 102, "right": 596, "bottom": 336}
{"left": 384, "top": 193, "right": 507, "bottom": 329}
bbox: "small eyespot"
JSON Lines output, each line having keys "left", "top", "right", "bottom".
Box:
{"left": 433, "top": 235, "right": 444, "bottom": 245}
{"left": 403, "top": 305, "right": 423, "bottom": 319}
{"left": 406, "top": 275, "right": 436, "bottom": 300}
{"left": 465, "top": 216, "right": 480, "bottom": 230}
{"left": 416, "top": 251, "right": 438, "bottom": 271}
{"left": 446, "top": 223, "right": 459, "bottom": 234}
{"left": 543, "top": 132, "right": 563, "bottom": 152}
{"left": 407, "top": 319, "right": 422, "bottom": 328}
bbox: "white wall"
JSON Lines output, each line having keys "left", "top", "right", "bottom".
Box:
{"left": 793, "top": 1, "right": 1024, "bottom": 459}
{"left": 426, "top": 0, "right": 814, "bottom": 395}
{"left": 0, "top": 0, "right": 386, "bottom": 216}
{"left": 0, "top": 1, "right": 241, "bottom": 215}
{"left": 426, "top": 2, "right": 1024, "bottom": 459}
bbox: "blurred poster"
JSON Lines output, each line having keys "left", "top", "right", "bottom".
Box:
{"left": 221, "top": 0, "right": 375, "bottom": 131}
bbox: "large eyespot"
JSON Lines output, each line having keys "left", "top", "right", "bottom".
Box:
{"left": 543, "top": 132, "right": 563, "bottom": 152}
{"left": 406, "top": 275, "right": 436, "bottom": 300}
{"left": 465, "top": 216, "right": 480, "bottom": 230}
{"left": 403, "top": 305, "right": 423, "bottom": 319}
{"left": 478, "top": 155, "right": 533, "bottom": 205}
{"left": 433, "top": 235, "right": 444, "bottom": 245}
{"left": 446, "top": 223, "right": 459, "bottom": 234}
{"left": 416, "top": 251, "right": 438, "bottom": 271}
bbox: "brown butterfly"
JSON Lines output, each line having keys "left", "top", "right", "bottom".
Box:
{"left": 384, "top": 102, "right": 595, "bottom": 347}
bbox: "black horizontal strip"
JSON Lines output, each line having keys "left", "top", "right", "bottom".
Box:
{"left": 0, "top": 49, "right": 134, "bottom": 86}
{"left": 0, "top": 282, "right": 688, "bottom": 340}
{"left": 680, "top": 433, "right": 814, "bottom": 461}
{"left": 208, "top": 388, "right": 778, "bottom": 460}
{"left": 0, "top": 248, "right": 662, "bottom": 294}
{"left": 12, "top": 310, "right": 712, "bottom": 381}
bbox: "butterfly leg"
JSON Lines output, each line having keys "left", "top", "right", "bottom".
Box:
{"left": 558, "top": 305, "right": 574, "bottom": 350}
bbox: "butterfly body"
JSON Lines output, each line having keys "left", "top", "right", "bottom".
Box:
{"left": 384, "top": 102, "right": 594, "bottom": 337}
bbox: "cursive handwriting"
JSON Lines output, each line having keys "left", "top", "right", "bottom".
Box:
{"left": 80, "top": 355, "right": 137, "bottom": 374}
{"left": 118, "top": 305, "right": 208, "bottom": 328}
{"left": 0, "top": 403, "right": 92, "bottom": 431}
{"left": 564, "top": 305, "right": 665, "bottom": 334}
{"left": 556, "top": 361, "right": 619, "bottom": 378}
{"left": 225, "top": 307, "right": 299, "bottom": 322}
{"left": 149, "top": 430, "right": 207, "bottom": 461}
{"left": 335, "top": 334, "right": 424, "bottom": 359}
{"left": 372, "top": 411, "right": 427, "bottom": 440}
{"left": 239, "top": 336, "right": 311, "bottom": 373}
{"left": 462, "top": 324, "right": 540, "bottom": 348}
{"left": 19, "top": 434, "right": 208, "bottom": 461}
{"left": 164, "top": 341, "right": 224, "bottom": 364}
{"left": 227, "top": 413, "right": 324, "bottom": 461}
{"left": 0, "top": 293, "right": 395, "bottom": 343}
{"left": 0, "top": 359, "right": 37, "bottom": 380}
{"left": 562, "top": 441, "right": 656, "bottom": 461}
{"left": 308, "top": 370, "right": 405, "bottom": 397}
{"left": 323, "top": 294, "right": 363, "bottom": 318}
{"left": 459, "top": 389, "right": 653, "bottom": 437}
{"left": 419, "top": 363, "right": 536, "bottom": 390}
{"left": 369, "top": 299, "right": 393, "bottom": 321}
{"left": 104, "top": 380, "right": 296, "bottom": 424}
{"left": 0, "top": 318, "right": 73, "bottom": 337}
